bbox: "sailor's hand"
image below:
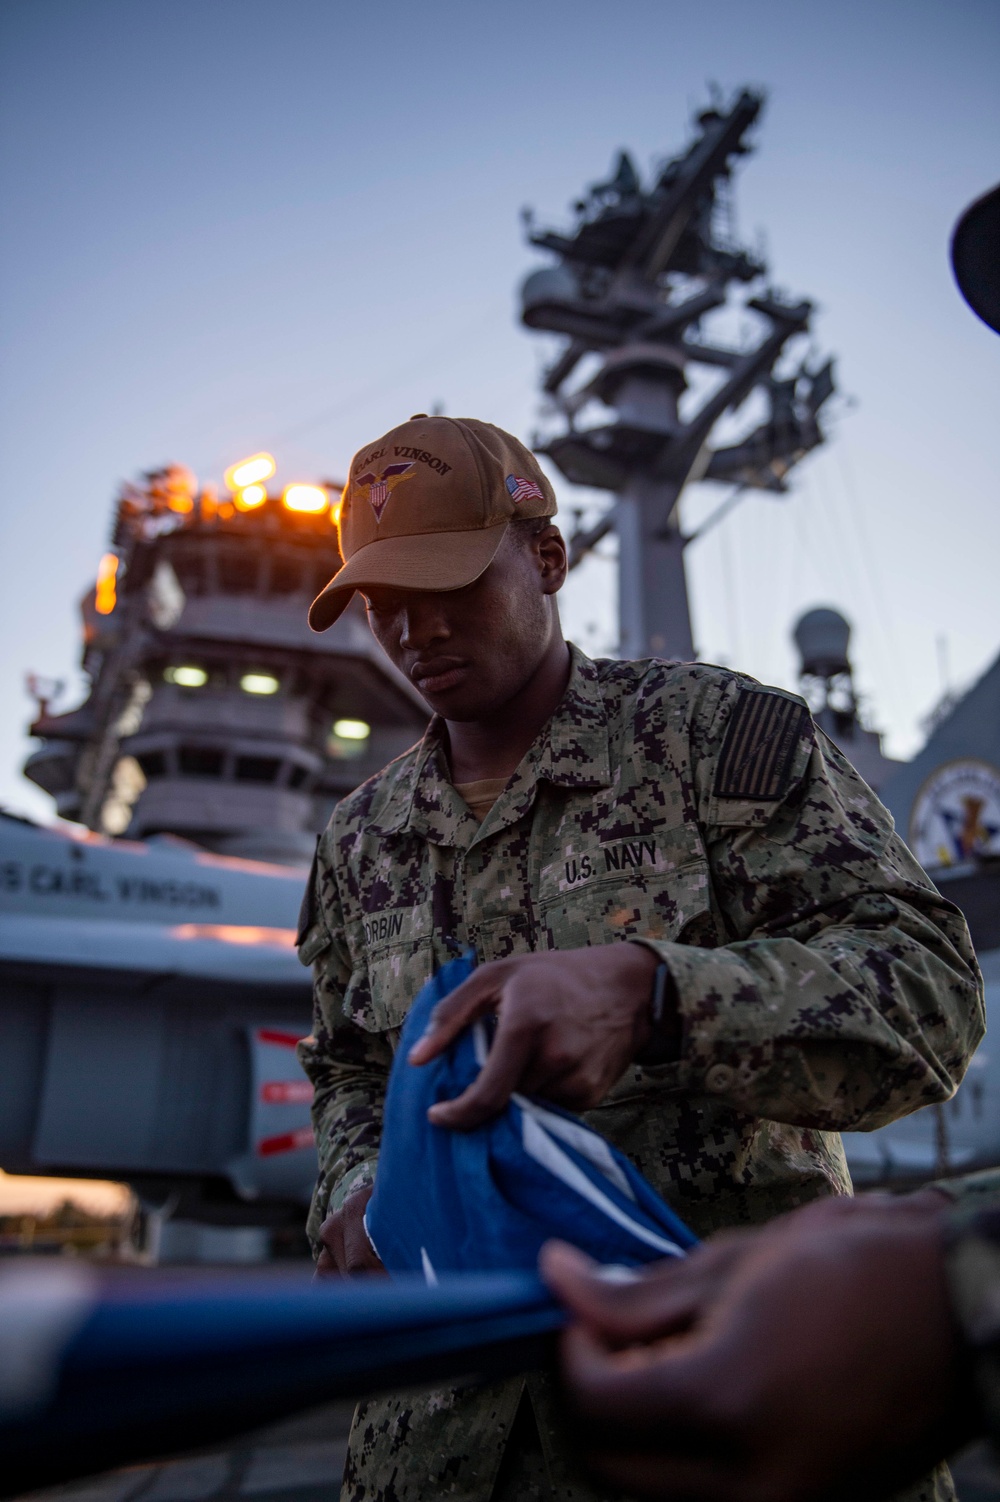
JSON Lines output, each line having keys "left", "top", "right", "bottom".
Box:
{"left": 407, "top": 944, "right": 660, "bottom": 1128}
{"left": 316, "top": 1183, "right": 386, "bottom": 1276}
{"left": 541, "top": 1192, "right": 970, "bottom": 1502}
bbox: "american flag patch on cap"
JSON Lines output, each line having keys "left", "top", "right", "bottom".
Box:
{"left": 506, "top": 474, "right": 544, "bottom": 504}
{"left": 714, "top": 689, "right": 811, "bottom": 800}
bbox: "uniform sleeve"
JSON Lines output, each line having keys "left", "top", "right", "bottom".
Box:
{"left": 640, "top": 676, "right": 984, "bottom": 1132}
{"left": 295, "top": 834, "right": 393, "bottom": 1249}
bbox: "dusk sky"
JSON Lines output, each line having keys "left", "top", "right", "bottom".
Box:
{"left": 1, "top": 0, "right": 998, "bottom": 820}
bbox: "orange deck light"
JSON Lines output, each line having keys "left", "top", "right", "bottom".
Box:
{"left": 282, "top": 483, "right": 328, "bottom": 514}
{"left": 224, "top": 453, "right": 275, "bottom": 491}
{"left": 234, "top": 483, "right": 268, "bottom": 511}
{"left": 94, "top": 554, "right": 119, "bottom": 615}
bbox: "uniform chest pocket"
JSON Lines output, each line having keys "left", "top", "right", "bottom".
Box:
{"left": 344, "top": 899, "right": 437, "bottom": 1036}
{"left": 538, "top": 829, "right": 713, "bottom": 952}
{"left": 476, "top": 910, "right": 535, "bottom": 963}
{"left": 361, "top": 942, "right": 436, "bottom": 1034}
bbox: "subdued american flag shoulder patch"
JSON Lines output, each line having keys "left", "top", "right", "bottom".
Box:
{"left": 714, "top": 688, "right": 811, "bottom": 801}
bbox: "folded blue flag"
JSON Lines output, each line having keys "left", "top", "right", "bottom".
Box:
{"left": 0, "top": 959, "right": 697, "bottom": 1494}
{"left": 365, "top": 952, "right": 698, "bottom": 1279}
{"left": 0, "top": 1262, "right": 564, "bottom": 1495}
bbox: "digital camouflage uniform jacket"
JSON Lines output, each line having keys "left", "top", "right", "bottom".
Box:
{"left": 298, "top": 646, "right": 984, "bottom": 1502}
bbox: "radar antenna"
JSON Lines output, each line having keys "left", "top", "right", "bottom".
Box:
{"left": 519, "top": 88, "right": 837, "bottom": 660}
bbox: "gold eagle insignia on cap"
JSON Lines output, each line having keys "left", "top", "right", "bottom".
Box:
{"left": 354, "top": 462, "right": 415, "bottom": 523}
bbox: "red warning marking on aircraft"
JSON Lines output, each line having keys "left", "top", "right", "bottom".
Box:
{"left": 257, "top": 1126, "right": 315, "bottom": 1157}
{"left": 261, "top": 1080, "right": 314, "bottom": 1104}
{"left": 257, "top": 1028, "right": 304, "bottom": 1049}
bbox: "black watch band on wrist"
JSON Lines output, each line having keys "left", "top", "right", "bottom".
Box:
{"left": 635, "top": 960, "right": 681, "bottom": 1067}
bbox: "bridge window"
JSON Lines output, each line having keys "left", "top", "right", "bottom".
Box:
{"left": 235, "top": 755, "right": 282, "bottom": 784}
{"left": 137, "top": 750, "right": 168, "bottom": 779}
{"left": 172, "top": 553, "right": 206, "bottom": 595}
{"left": 217, "top": 548, "right": 260, "bottom": 594}
{"left": 178, "top": 745, "right": 225, "bottom": 777}
{"left": 270, "top": 557, "right": 304, "bottom": 594}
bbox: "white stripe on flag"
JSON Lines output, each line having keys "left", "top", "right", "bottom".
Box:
{"left": 512, "top": 1094, "right": 635, "bottom": 1201}
{"left": 420, "top": 1247, "right": 439, "bottom": 1286}
{"left": 518, "top": 1108, "right": 684, "bottom": 1258}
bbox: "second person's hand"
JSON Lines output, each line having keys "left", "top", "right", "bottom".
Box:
{"left": 541, "top": 1192, "right": 973, "bottom": 1502}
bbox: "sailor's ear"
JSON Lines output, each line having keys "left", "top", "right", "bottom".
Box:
{"left": 536, "top": 525, "right": 568, "bottom": 594}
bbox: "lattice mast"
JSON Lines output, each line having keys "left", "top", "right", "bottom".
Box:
{"left": 520, "top": 88, "right": 836, "bottom": 660}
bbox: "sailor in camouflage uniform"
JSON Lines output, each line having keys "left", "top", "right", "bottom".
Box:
{"left": 297, "top": 414, "right": 983, "bottom": 1502}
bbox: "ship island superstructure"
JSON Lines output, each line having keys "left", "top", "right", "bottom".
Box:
{"left": 24, "top": 461, "right": 428, "bottom": 865}
{"left": 0, "top": 459, "right": 429, "bottom": 1251}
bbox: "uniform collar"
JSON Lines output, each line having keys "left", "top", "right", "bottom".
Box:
{"left": 534, "top": 644, "right": 611, "bottom": 792}
{"left": 374, "top": 643, "right": 611, "bottom": 847}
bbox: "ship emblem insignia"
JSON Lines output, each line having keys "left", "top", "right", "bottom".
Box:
{"left": 910, "top": 759, "right": 1000, "bottom": 870}
{"left": 355, "top": 463, "right": 415, "bottom": 522}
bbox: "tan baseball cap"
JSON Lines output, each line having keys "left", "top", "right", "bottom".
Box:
{"left": 308, "top": 415, "right": 557, "bottom": 631}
